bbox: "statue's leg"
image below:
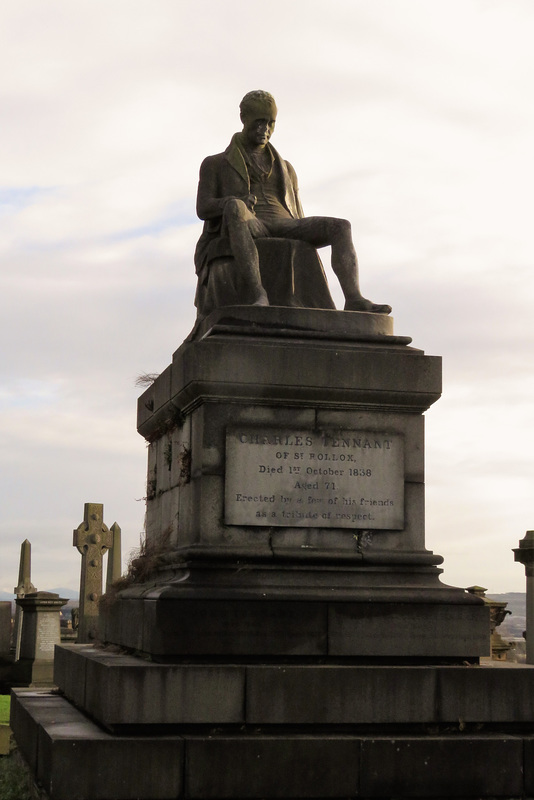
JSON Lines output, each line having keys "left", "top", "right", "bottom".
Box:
{"left": 223, "top": 199, "right": 269, "bottom": 306}
{"left": 326, "top": 219, "right": 391, "bottom": 314}
{"left": 267, "top": 216, "right": 391, "bottom": 314}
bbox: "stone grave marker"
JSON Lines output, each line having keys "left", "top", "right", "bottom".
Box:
{"left": 73, "top": 503, "right": 112, "bottom": 642}
{"left": 16, "top": 591, "right": 67, "bottom": 685}
{"left": 0, "top": 601, "right": 12, "bottom": 655}
{"left": 106, "top": 521, "right": 122, "bottom": 591}
{"left": 13, "top": 538, "right": 36, "bottom": 659}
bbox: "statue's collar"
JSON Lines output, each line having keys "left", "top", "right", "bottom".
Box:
{"left": 225, "top": 133, "right": 278, "bottom": 185}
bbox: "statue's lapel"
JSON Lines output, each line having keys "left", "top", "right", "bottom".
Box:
{"left": 224, "top": 134, "right": 250, "bottom": 187}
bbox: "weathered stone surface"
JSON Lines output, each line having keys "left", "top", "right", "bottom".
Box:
{"left": 84, "top": 657, "right": 245, "bottom": 727}
{"left": 54, "top": 647, "right": 534, "bottom": 731}
{"left": 99, "top": 597, "right": 145, "bottom": 651}
{"left": 143, "top": 598, "right": 328, "bottom": 656}
{"left": 14, "top": 663, "right": 534, "bottom": 799}
{"left": 99, "top": 587, "right": 488, "bottom": 659}
{"left": 329, "top": 601, "right": 490, "bottom": 658}
{"left": 12, "top": 690, "right": 183, "bottom": 800}
{"left": 359, "top": 735, "right": 523, "bottom": 797}
{"left": 436, "top": 663, "right": 534, "bottom": 721}
{"left": 16, "top": 592, "right": 68, "bottom": 685}
{"left": 53, "top": 643, "right": 93, "bottom": 708}
{"left": 10, "top": 691, "right": 81, "bottom": 774}
{"left": 522, "top": 736, "right": 534, "bottom": 794}
{"left": 0, "top": 601, "right": 12, "bottom": 653}
{"left": 163, "top": 325, "right": 440, "bottom": 429}
{"left": 187, "top": 305, "right": 396, "bottom": 342}
{"left": 185, "top": 735, "right": 360, "bottom": 798}
{"left": 246, "top": 664, "right": 436, "bottom": 724}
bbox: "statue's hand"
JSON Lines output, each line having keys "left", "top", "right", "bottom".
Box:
{"left": 244, "top": 194, "right": 257, "bottom": 211}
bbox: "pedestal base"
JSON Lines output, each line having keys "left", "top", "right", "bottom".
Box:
{"left": 127, "top": 307, "right": 488, "bottom": 661}
{"left": 10, "top": 646, "right": 534, "bottom": 799}
{"left": 10, "top": 308, "right": 526, "bottom": 799}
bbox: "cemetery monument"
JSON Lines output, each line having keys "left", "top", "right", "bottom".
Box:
{"left": 11, "top": 91, "right": 534, "bottom": 800}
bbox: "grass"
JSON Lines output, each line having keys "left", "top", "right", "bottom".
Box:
{"left": 0, "top": 752, "right": 32, "bottom": 800}
{"left": 0, "top": 696, "right": 32, "bottom": 798}
{"left": 0, "top": 695, "right": 9, "bottom": 725}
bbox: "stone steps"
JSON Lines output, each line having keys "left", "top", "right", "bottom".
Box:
{"left": 53, "top": 644, "right": 534, "bottom": 731}
{"left": 11, "top": 688, "right": 533, "bottom": 800}
{"left": 10, "top": 646, "right": 534, "bottom": 799}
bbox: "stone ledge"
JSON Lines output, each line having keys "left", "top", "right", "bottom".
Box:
{"left": 53, "top": 646, "right": 534, "bottom": 729}
{"left": 11, "top": 690, "right": 183, "bottom": 800}
{"left": 137, "top": 319, "right": 441, "bottom": 437}
{"left": 183, "top": 305, "right": 399, "bottom": 344}
{"left": 11, "top": 689, "right": 533, "bottom": 799}
{"left": 99, "top": 595, "right": 489, "bottom": 659}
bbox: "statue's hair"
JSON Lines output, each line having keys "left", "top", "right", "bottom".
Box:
{"left": 239, "top": 90, "right": 277, "bottom": 118}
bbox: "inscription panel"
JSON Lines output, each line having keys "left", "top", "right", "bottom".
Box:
{"left": 36, "top": 614, "right": 59, "bottom": 656}
{"left": 225, "top": 427, "right": 404, "bottom": 529}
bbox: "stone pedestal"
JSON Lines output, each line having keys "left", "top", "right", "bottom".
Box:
{"left": 103, "top": 307, "right": 488, "bottom": 660}
{"left": 16, "top": 592, "right": 67, "bottom": 686}
{"left": 13, "top": 308, "right": 510, "bottom": 800}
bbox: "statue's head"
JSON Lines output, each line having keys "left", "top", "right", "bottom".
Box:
{"left": 239, "top": 90, "right": 277, "bottom": 124}
{"left": 239, "top": 91, "right": 277, "bottom": 148}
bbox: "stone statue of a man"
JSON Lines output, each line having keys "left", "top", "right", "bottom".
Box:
{"left": 194, "top": 90, "right": 391, "bottom": 315}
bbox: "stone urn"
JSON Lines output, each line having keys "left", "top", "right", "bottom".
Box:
{"left": 467, "top": 585, "right": 511, "bottom": 660}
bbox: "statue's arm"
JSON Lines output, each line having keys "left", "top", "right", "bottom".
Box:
{"left": 196, "top": 156, "right": 228, "bottom": 220}
{"left": 285, "top": 160, "right": 305, "bottom": 218}
{"left": 197, "top": 155, "right": 256, "bottom": 220}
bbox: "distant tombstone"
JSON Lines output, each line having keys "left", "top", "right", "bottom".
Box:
{"left": 106, "top": 521, "right": 122, "bottom": 591}
{"left": 513, "top": 530, "right": 534, "bottom": 664}
{"left": 13, "top": 539, "right": 36, "bottom": 660}
{"left": 73, "top": 503, "right": 112, "bottom": 642}
{"left": 0, "top": 602, "right": 12, "bottom": 655}
{"left": 16, "top": 591, "right": 67, "bottom": 685}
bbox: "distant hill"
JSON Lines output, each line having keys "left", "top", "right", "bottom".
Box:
{"left": 49, "top": 587, "right": 79, "bottom": 601}
{"left": 0, "top": 588, "right": 78, "bottom": 603}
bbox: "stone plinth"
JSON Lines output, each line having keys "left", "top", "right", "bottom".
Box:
{"left": 103, "top": 307, "right": 488, "bottom": 661}
{"left": 11, "top": 307, "right": 527, "bottom": 800}
{"left": 16, "top": 592, "right": 67, "bottom": 686}
{"left": 11, "top": 653, "right": 534, "bottom": 800}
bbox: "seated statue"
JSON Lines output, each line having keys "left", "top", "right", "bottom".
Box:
{"left": 194, "top": 90, "right": 391, "bottom": 318}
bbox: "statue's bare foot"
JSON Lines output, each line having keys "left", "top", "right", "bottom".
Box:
{"left": 344, "top": 297, "right": 392, "bottom": 315}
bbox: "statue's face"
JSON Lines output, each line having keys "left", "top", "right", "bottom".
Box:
{"left": 242, "top": 115, "right": 276, "bottom": 148}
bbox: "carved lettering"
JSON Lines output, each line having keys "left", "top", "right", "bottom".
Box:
{"left": 225, "top": 427, "right": 405, "bottom": 530}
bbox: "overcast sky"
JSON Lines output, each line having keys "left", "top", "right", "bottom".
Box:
{"left": 1, "top": 0, "right": 533, "bottom": 597}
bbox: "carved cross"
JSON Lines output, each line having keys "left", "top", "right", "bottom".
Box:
{"left": 73, "top": 503, "right": 112, "bottom": 642}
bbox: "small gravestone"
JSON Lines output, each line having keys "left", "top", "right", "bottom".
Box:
{"left": 16, "top": 591, "right": 67, "bottom": 685}
{"left": 0, "top": 601, "right": 12, "bottom": 655}
{"left": 106, "top": 521, "right": 122, "bottom": 591}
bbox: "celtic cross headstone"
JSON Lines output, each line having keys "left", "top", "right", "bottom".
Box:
{"left": 73, "top": 503, "right": 112, "bottom": 642}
